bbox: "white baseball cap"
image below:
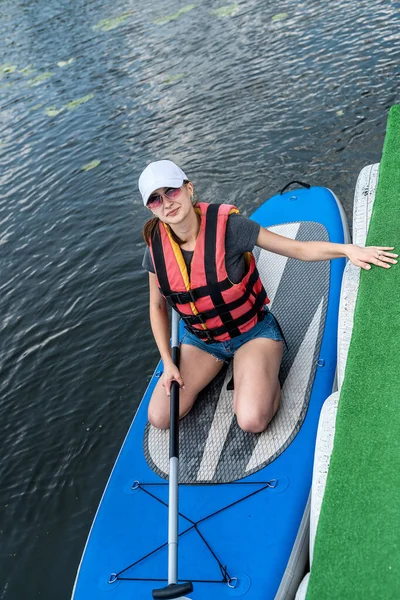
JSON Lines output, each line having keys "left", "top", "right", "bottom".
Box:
{"left": 138, "top": 160, "right": 188, "bottom": 205}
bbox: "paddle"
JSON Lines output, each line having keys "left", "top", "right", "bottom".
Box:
{"left": 152, "top": 309, "right": 194, "bottom": 600}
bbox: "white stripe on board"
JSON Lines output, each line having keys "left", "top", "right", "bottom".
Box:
{"left": 245, "top": 298, "right": 324, "bottom": 473}
{"left": 258, "top": 223, "right": 301, "bottom": 308}
{"left": 148, "top": 426, "right": 169, "bottom": 476}
{"left": 196, "top": 368, "right": 235, "bottom": 481}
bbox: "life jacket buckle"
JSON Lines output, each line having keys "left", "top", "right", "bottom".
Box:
{"left": 187, "top": 325, "right": 214, "bottom": 343}
{"left": 201, "top": 330, "right": 215, "bottom": 343}
{"left": 182, "top": 313, "right": 205, "bottom": 326}
{"left": 170, "top": 289, "right": 198, "bottom": 304}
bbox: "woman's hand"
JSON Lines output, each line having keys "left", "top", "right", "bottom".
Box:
{"left": 162, "top": 360, "right": 185, "bottom": 396}
{"left": 346, "top": 245, "right": 398, "bottom": 270}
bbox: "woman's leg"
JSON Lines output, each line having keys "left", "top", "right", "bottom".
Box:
{"left": 233, "top": 338, "right": 283, "bottom": 433}
{"left": 148, "top": 344, "right": 225, "bottom": 429}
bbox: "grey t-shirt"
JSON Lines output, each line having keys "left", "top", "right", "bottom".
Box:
{"left": 142, "top": 213, "right": 260, "bottom": 284}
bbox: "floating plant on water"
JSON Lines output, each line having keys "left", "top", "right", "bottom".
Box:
{"left": 30, "top": 103, "right": 45, "bottom": 111}
{"left": 164, "top": 73, "right": 186, "bottom": 85}
{"left": 82, "top": 160, "right": 101, "bottom": 171}
{"left": 154, "top": 5, "right": 196, "bottom": 25}
{"left": 44, "top": 94, "right": 94, "bottom": 118}
{"left": 45, "top": 106, "right": 64, "bottom": 117}
{"left": 20, "top": 64, "right": 37, "bottom": 76}
{"left": 271, "top": 13, "right": 289, "bottom": 22}
{"left": 65, "top": 94, "right": 94, "bottom": 110}
{"left": 27, "top": 72, "right": 53, "bottom": 86}
{"left": 211, "top": 4, "right": 239, "bottom": 17}
{"left": 1, "top": 63, "right": 18, "bottom": 75}
{"left": 57, "top": 58, "right": 75, "bottom": 68}
{"left": 93, "top": 11, "right": 134, "bottom": 31}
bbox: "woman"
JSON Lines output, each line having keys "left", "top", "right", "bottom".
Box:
{"left": 140, "top": 160, "right": 397, "bottom": 434}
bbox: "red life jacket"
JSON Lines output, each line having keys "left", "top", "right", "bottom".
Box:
{"left": 149, "top": 202, "right": 269, "bottom": 343}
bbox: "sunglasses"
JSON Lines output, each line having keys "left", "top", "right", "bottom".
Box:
{"left": 147, "top": 186, "right": 183, "bottom": 209}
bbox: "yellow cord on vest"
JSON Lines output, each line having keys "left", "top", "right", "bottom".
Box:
{"left": 163, "top": 223, "right": 207, "bottom": 329}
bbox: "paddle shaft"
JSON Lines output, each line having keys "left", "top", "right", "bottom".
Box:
{"left": 152, "top": 311, "right": 193, "bottom": 599}
{"left": 168, "top": 309, "right": 180, "bottom": 584}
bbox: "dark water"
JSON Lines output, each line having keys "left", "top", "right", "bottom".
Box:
{"left": 0, "top": 0, "right": 399, "bottom": 597}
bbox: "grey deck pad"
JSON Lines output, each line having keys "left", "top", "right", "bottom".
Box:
{"left": 144, "top": 222, "right": 329, "bottom": 483}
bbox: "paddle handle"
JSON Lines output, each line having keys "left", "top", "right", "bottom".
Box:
{"left": 169, "top": 347, "right": 180, "bottom": 460}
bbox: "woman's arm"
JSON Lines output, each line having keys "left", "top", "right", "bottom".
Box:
{"left": 149, "top": 273, "right": 174, "bottom": 365}
{"left": 148, "top": 273, "right": 184, "bottom": 392}
{"left": 256, "top": 227, "right": 397, "bottom": 270}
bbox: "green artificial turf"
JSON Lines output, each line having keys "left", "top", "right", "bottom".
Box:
{"left": 306, "top": 105, "right": 400, "bottom": 599}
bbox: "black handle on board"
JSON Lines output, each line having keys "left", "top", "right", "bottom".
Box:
{"left": 279, "top": 180, "right": 311, "bottom": 194}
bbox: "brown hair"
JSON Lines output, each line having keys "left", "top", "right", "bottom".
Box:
{"left": 143, "top": 217, "right": 162, "bottom": 245}
{"left": 142, "top": 217, "right": 197, "bottom": 246}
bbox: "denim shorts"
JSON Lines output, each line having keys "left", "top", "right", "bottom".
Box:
{"left": 181, "top": 309, "right": 284, "bottom": 363}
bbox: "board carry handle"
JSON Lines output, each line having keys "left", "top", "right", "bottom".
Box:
{"left": 152, "top": 582, "right": 194, "bottom": 599}
{"left": 279, "top": 180, "right": 311, "bottom": 194}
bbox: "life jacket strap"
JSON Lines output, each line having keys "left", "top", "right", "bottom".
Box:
{"left": 163, "top": 277, "right": 233, "bottom": 306}
{"left": 185, "top": 288, "right": 267, "bottom": 342}
{"left": 180, "top": 268, "right": 261, "bottom": 326}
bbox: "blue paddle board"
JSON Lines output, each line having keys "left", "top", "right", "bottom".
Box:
{"left": 72, "top": 185, "right": 349, "bottom": 599}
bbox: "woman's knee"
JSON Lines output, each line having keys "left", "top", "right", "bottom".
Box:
{"left": 148, "top": 391, "right": 197, "bottom": 429}
{"left": 235, "top": 390, "right": 280, "bottom": 433}
{"left": 148, "top": 404, "right": 170, "bottom": 429}
{"left": 236, "top": 411, "right": 272, "bottom": 434}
